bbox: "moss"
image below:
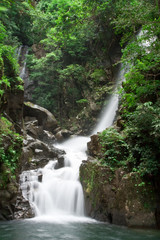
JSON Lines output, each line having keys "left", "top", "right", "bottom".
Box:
{"left": 80, "top": 160, "right": 156, "bottom": 225}
{"left": 0, "top": 116, "right": 23, "bottom": 189}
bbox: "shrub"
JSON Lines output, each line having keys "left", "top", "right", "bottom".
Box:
{"left": 0, "top": 116, "right": 23, "bottom": 187}
{"left": 99, "top": 127, "right": 129, "bottom": 169}
{"left": 124, "top": 102, "right": 160, "bottom": 176}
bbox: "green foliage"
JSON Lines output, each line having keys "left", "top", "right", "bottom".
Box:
{"left": 76, "top": 99, "right": 88, "bottom": 104}
{"left": 0, "top": 0, "right": 35, "bottom": 45}
{"left": 26, "top": 0, "right": 118, "bottom": 123}
{"left": 0, "top": 44, "right": 24, "bottom": 106}
{"left": 90, "top": 69, "right": 106, "bottom": 85}
{"left": 124, "top": 102, "right": 160, "bottom": 176}
{"left": 112, "top": 0, "right": 160, "bottom": 178}
{"left": 0, "top": 116, "right": 23, "bottom": 187}
{"left": 99, "top": 127, "right": 129, "bottom": 169}
{"left": 0, "top": 21, "right": 7, "bottom": 43}
{"left": 112, "top": 0, "right": 158, "bottom": 46}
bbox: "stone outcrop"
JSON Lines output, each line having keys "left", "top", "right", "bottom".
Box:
{"left": 80, "top": 159, "right": 157, "bottom": 228}
{"left": 21, "top": 102, "right": 67, "bottom": 171}
{"left": 0, "top": 83, "right": 24, "bottom": 220}
{"left": 5, "top": 90, "right": 24, "bottom": 132}
{"left": 24, "top": 102, "right": 58, "bottom": 132}
{"left": 12, "top": 102, "right": 66, "bottom": 218}
{"left": 21, "top": 136, "right": 64, "bottom": 171}
{"left": 87, "top": 134, "right": 102, "bottom": 158}
{"left": 0, "top": 182, "right": 19, "bottom": 220}
{"left": 79, "top": 133, "right": 158, "bottom": 228}
{"left": 13, "top": 192, "right": 34, "bottom": 219}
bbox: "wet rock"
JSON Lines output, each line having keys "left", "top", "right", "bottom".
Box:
{"left": 38, "top": 174, "right": 43, "bottom": 182}
{"left": 87, "top": 134, "right": 102, "bottom": 157}
{"left": 24, "top": 102, "right": 58, "bottom": 133}
{"left": 80, "top": 160, "right": 157, "bottom": 228}
{"left": 0, "top": 184, "right": 19, "bottom": 220}
{"left": 21, "top": 138, "right": 63, "bottom": 171}
{"left": 55, "top": 155, "right": 65, "bottom": 169}
{"left": 24, "top": 120, "right": 43, "bottom": 139}
{"left": 39, "top": 130, "right": 56, "bottom": 145}
{"left": 55, "top": 129, "right": 72, "bottom": 141}
{"left": 14, "top": 193, "right": 34, "bottom": 219}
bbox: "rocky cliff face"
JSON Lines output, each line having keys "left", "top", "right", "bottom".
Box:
{"left": 0, "top": 88, "right": 24, "bottom": 220}
{"left": 0, "top": 95, "right": 66, "bottom": 220}
{"left": 80, "top": 135, "right": 158, "bottom": 228}
{"left": 13, "top": 102, "right": 68, "bottom": 219}
{"left": 80, "top": 159, "right": 157, "bottom": 228}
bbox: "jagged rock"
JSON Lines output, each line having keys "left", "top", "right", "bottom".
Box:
{"left": 25, "top": 120, "right": 43, "bottom": 139}
{"left": 23, "top": 134, "right": 35, "bottom": 146}
{"left": 24, "top": 118, "right": 56, "bottom": 146}
{"left": 24, "top": 102, "right": 58, "bottom": 133}
{"left": 0, "top": 183, "right": 19, "bottom": 220}
{"left": 80, "top": 160, "right": 157, "bottom": 228}
{"left": 87, "top": 134, "right": 102, "bottom": 157}
{"left": 55, "top": 155, "right": 65, "bottom": 169}
{"left": 5, "top": 90, "right": 24, "bottom": 133}
{"left": 38, "top": 174, "right": 43, "bottom": 182}
{"left": 55, "top": 129, "right": 72, "bottom": 141}
{"left": 21, "top": 138, "right": 64, "bottom": 171}
{"left": 39, "top": 130, "right": 56, "bottom": 145}
{"left": 14, "top": 193, "right": 34, "bottom": 219}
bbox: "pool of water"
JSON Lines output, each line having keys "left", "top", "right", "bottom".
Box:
{"left": 0, "top": 219, "right": 160, "bottom": 240}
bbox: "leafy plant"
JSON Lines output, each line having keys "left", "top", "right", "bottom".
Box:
{"left": 99, "top": 127, "right": 129, "bottom": 168}
{"left": 0, "top": 116, "right": 23, "bottom": 187}
{"left": 124, "top": 102, "right": 160, "bottom": 176}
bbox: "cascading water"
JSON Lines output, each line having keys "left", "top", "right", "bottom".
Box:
{"left": 17, "top": 45, "right": 33, "bottom": 101}
{"left": 20, "top": 136, "right": 90, "bottom": 222}
{"left": 20, "top": 65, "right": 125, "bottom": 222}
{"left": 92, "top": 65, "right": 125, "bottom": 135}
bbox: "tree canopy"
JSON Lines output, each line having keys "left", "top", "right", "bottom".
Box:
{"left": 0, "top": 0, "right": 160, "bottom": 178}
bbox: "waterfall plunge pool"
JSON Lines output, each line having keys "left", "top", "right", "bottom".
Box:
{"left": 0, "top": 219, "right": 160, "bottom": 240}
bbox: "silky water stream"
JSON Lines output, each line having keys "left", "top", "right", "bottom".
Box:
{"left": 1, "top": 64, "right": 160, "bottom": 239}
{"left": 19, "top": 68, "right": 124, "bottom": 223}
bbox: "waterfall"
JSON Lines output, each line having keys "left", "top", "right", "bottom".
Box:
{"left": 17, "top": 46, "right": 33, "bottom": 101}
{"left": 92, "top": 65, "right": 125, "bottom": 135}
{"left": 20, "top": 65, "right": 125, "bottom": 222}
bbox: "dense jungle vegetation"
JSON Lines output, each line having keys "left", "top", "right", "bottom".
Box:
{"left": 0, "top": 0, "right": 160, "bottom": 186}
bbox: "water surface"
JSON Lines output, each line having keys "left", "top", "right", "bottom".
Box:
{"left": 0, "top": 220, "right": 160, "bottom": 240}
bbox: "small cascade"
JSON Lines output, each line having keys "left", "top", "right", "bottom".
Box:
{"left": 17, "top": 46, "right": 33, "bottom": 101}
{"left": 92, "top": 65, "right": 125, "bottom": 135}
{"left": 20, "top": 137, "right": 89, "bottom": 220}
{"left": 17, "top": 45, "right": 23, "bottom": 61}
{"left": 92, "top": 94, "right": 119, "bottom": 134}
{"left": 20, "top": 65, "right": 125, "bottom": 222}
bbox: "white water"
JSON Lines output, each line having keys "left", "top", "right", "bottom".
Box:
{"left": 20, "top": 136, "right": 90, "bottom": 222}
{"left": 19, "top": 46, "right": 29, "bottom": 84}
{"left": 20, "top": 65, "right": 125, "bottom": 223}
{"left": 92, "top": 65, "right": 125, "bottom": 135}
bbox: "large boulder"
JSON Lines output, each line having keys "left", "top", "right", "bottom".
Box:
{"left": 24, "top": 102, "right": 58, "bottom": 133}
{"left": 80, "top": 159, "right": 157, "bottom": 228}
{"left": 21, "top": 136, "right": 64, "bottom": 171}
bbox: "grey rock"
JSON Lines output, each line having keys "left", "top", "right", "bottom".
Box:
{"left": 24, "top": 102, "right": 58, "bottom": 133}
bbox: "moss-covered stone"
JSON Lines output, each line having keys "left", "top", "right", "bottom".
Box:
{"left": 80, "top": 159, "right": 157, "bottom": 228}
